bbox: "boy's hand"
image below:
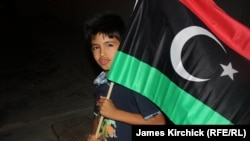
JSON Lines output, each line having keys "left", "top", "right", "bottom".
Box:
{"left": 98, "top": 96, "right": 117, "bottom": 119}
{"left": 87, "top": 134, "right": 106, "bottom": 141}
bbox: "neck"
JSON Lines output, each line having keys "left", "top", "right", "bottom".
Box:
{"left": 104, "top": 70, "right": 109, "bottom": 76}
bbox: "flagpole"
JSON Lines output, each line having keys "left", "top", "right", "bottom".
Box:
{"left": 95, "top": 82, "right": 114, "bottom": 138}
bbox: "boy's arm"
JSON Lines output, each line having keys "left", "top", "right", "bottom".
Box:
{"left": 98, "top": 97, "right": 166, "bottom": 125}
{"left": 87, "top": 116, "right": 102, "bottom": 141}
{"left": 110, "top": 109, "right": 166, "bottom": 125}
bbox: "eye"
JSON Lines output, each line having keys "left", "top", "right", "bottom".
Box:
{"left": 91, "top": 46, "right": 99, "bottom": 51}
{"left": 106, "top": 43, "right": 114, "bottom": 47}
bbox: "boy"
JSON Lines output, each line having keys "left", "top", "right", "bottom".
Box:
{"left": 83, "top": 11, "right": 166, "bottom": 141}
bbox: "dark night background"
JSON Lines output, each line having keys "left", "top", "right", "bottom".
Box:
{"left": 0, "top": 0, "right": 249, "bottom": 141}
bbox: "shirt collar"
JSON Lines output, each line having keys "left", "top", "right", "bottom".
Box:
{"left": 93, "top": 71, "right": 109, "bottom": 86}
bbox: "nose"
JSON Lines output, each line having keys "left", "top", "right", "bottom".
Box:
{"left": 100, "top": 47, "right": 106, "bottom": 56}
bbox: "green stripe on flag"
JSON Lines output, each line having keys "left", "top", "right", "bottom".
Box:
{"left": 108, "top": 51, "right": 232, "bottom": 125}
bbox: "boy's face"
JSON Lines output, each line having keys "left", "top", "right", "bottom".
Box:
{"left": 91, "top": 33, "right": 120, "bottom": 73}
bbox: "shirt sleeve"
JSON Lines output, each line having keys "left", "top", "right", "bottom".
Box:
{"left": 134, "top": 91, "right": 162, "bottom": 120}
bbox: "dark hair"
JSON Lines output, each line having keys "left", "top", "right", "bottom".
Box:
{"left": 83, "top": 11, "right": 126, "bottom": 48}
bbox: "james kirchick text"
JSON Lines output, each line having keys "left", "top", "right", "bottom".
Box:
{"left": 135, "top": 128, "right": 205, "bottom": 136}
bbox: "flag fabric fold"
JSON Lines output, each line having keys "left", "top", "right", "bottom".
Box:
{"left": 108, "top": 0, "right": 250, "bottom": 124}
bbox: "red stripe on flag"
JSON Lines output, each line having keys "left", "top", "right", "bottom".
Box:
{"left": 180, "top": 0, "right": 250, "bottom": 60}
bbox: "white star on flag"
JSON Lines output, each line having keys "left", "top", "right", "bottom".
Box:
{"left": 220, "top": 62, "right": 238, "bottom": 80}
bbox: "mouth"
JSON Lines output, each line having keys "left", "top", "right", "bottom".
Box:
{"left": 99, "top": 58, "right": 110, "bottom": 65}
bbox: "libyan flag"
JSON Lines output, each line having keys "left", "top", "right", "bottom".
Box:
{"left": 108, "top": 0, "right": 250, "bottom": 124}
